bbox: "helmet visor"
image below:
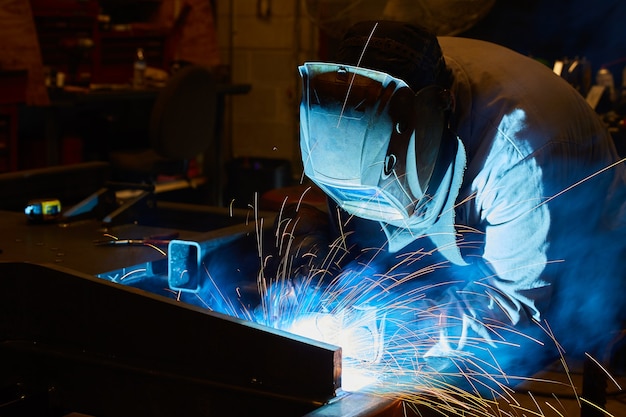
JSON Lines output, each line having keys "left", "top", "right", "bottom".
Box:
{"left": 299, "top": 62, "right": 445, "bottom": 223}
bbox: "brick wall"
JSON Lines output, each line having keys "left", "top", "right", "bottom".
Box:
{"left": 216, "top": 0, "right": 318, "bottom": 176}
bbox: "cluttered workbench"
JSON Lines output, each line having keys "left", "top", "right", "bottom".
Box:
{"left": 0, "top": 209, "right": 193, "bottom": 276}
{"left": 0, "top": 196, "right": 409, "bottom": 417}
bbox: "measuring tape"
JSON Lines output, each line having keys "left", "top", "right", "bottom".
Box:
{"left": 25, "top": 199, "right": 62, "bottom": 222}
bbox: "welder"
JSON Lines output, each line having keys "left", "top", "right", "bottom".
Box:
{"left": 280, "top": 20, "right": 626, "bottom": 389}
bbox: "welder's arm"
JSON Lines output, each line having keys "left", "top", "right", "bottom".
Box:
{"left": 430, "top": 157, "right": 554, "bottom": 354}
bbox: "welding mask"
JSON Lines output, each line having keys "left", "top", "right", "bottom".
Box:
{"left": 298, "top": 62, "right": 453, "bottom": 225}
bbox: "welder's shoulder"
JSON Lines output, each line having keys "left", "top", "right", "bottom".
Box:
{"left": 437, "top": 37, "right": 521, "bottom": 64}
{"left": 440, "top": 36, "right": 605, "bottom": 150}
{"left": 437, "top": 36, "right": 556, "bottom": 88}
{"left": 438, "top": 36, "right": 493, "bottom": 54}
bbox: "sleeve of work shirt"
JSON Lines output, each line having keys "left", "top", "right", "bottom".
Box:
{"left": 461, "top": 155, "right": 552, "bottom": 325}
{"left": 451, "top": 139, "right": 554, "bottom": 354}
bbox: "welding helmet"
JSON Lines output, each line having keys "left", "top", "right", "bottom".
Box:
{"left": 298, "top": 62, "right": 453, "bottom": 224}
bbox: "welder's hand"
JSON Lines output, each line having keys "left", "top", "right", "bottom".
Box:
{"left": 398, "top": 288, "right": 497, "bottom": 369}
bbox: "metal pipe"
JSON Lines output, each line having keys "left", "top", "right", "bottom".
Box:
{"left": 167, "top": 217, "right": 273, "bottom": 292}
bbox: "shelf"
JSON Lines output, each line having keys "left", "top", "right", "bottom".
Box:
{"left": 30, "top": 0, "right": 169, "bottom": 85}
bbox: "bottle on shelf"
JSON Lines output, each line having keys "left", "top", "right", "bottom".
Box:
{"left": 133, "top": 48, "right": 146, "bottom": 88}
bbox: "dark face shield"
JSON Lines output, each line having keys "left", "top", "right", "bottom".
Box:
{"left": 299, "top": 63, "right": 448, "bottom": 223}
